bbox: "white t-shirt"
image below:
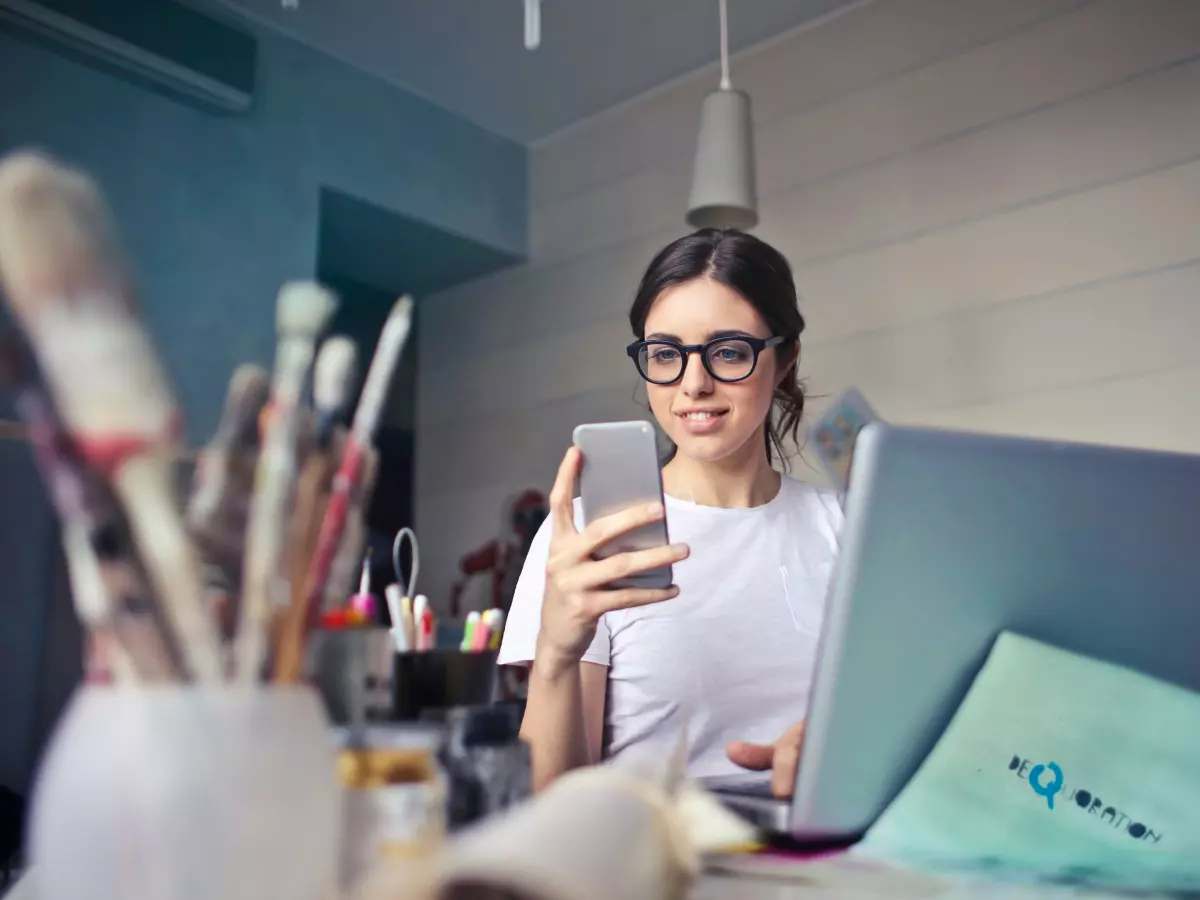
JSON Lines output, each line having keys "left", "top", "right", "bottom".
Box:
{"left": 498, "top": 475, "right": 843, "bottom": 778}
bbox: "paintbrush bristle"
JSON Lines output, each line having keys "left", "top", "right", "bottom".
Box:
{"left": 230, "top": 362, "right": 270, "bottom": 398}
{"left": 222, "top": 364, "right": 271, "bottom": 447}
{"left": 276, "top": 281, "right": 336, "bottom": 341}
{"left": 313, "top": 336, "right": 357, "bottom": 415}
{"left": 0, "top": 151, "right": 130, "bottom": 317}
{"left": 0, "top": 151, "right": 176, "bottom": 441}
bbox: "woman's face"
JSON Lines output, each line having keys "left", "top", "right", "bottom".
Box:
{"left": 642, "top": 278, "right": 784, "bottom": 464}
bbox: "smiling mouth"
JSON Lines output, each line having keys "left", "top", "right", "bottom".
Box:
{"left": 677, "top": 410, "right": 727, "bottom": 421}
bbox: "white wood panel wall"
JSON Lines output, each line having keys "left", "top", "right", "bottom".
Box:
{"left": 415, "top": 0, "right": 1200, "bottom": 609}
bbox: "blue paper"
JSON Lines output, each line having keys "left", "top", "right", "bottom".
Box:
{"left": 857, "top": 632, "right": 1200, "bottom": 892}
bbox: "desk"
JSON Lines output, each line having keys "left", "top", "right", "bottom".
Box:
{"left": 1, "top": 873, "right": 881, "bottom": 900}
{"left": 3, "top": 869, "right": 1137, "bottom": 900}
{"left": 696, "top": 874, "right": 892, "bottom": 899}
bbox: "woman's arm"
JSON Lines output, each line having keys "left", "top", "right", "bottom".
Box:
{"left": 511, "top": 446, "right": 688, "bottom": 790}
{"left": 520, "top": 659, "right": 607, "bottom": 791}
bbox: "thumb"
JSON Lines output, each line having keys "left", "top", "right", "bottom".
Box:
{"left": 726, "top": 740, "right": 775, "bottom": 771}
{"left": 549, "top": 446, "right": 581, "bottom": 537}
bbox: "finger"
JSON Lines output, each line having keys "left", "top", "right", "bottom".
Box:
{"left": 549, "top": 447, "right": 581, "bottom": 537}
{"left": 565, "top": 543, "right": 689, "bottom": 592}
{"left": 782, "top": 719, "right": 807, "bottom": 746}
{"left": 772, "top": 740, "right": 802, "bottom": 798}
{"left": 579, "top": 501, "right": 665, "bottom": 556}
{"left": 587, "top": 585, "right": 679, "bottom": 616}
{"left": 725, "top": 740, "right": 774, "bottom": 772}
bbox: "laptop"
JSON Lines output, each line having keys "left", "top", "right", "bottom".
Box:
{"left": 705, "top": 423, "right": 1200, "bottom": 842}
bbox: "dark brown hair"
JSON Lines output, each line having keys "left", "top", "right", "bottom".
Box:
{"left": 628, "top": 228, "right": 806, "bottom": 467}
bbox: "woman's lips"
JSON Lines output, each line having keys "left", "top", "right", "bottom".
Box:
{"left": 675, "top": 409, "right": 728, "bottom": 434}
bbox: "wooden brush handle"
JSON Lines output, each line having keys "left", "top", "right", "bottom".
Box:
{"left": 318, "top": 446, "right": 381, "bottom": 613}
{"left": 303, "top": 443, "right": 366, "bottom": 610}
{"left": 113, "top": 456, "right": 225, "bottom": 681}
{"left": 272, "top": 449, "right": 336, "bottom": 684}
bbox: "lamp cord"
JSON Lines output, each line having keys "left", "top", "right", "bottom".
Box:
{"left": 719, "top": 0, "right": 731, "bottom": 89}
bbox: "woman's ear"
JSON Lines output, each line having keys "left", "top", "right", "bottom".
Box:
{"left": 776, "top": 341, "right": 801, "bottom": 387}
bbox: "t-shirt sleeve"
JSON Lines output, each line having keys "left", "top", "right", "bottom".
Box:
{"left": 496, "top": 504, "right": 612, "bottom": 668}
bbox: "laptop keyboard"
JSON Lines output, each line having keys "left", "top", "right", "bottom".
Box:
{"left": 728, "top": 780, "right": 777, "bottom": 798}
{"left": 702, "top": 776, "right": 777, "bottom": 798}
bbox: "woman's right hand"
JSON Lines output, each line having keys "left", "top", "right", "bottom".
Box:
{"left": 535, "top": 446, "right": 689, "bottom": 676}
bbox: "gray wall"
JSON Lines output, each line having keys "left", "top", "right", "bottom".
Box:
{"left": 0, "top": 17, "right": 527, "bottom": 794}
{"left": 416, "top": 0, "right": 1200, "bottom": 608}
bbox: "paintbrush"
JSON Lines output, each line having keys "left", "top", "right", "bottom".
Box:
{"left": 234, "top": 281, "right": 336, "bottom": 682}
{"left": 317, "top": 440, "right": 380, "bottom": 613}
{"left": 274, "top": 298, "right": 412, "bottom": 682}
{"left": 271, "top": 335, "right": 357, "bottom": 682}
{"left": 301, "top": 296, "right": 412, "bottom": 614}
{"left": 273, "top": 437, "right": 380, "bottom": 684}
{"left": 188, "top": 364, "right": 270, "bottom": 606}
{"left": 0, "top": 335, "right": 182, "bottom": 682}
{"left": 310, "top": 337, "right": 357, "bottom": 447}
{"left": 287, "top": 341, "right": 358, "bottom": 604}
{"left": 0, "top": 151, "right": 223, "bottom": 681}
{"left": 297, "top": 450, "right": 382, "bottom": 669}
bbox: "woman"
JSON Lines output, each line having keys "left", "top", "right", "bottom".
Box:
{"left": 498, "top": 228, "right": 842, "bottom": 795}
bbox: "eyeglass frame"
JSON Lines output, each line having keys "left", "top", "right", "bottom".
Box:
{"left": 625, "top": 334, "right": 789, "bottom": 385}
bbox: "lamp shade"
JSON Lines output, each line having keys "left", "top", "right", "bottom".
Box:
{"left": 686, "top": 87, "right": 758, "bottom": 230}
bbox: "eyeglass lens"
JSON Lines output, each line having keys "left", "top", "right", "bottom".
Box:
{"left": 638, "top": 339, "right": 758, "bottom": 383}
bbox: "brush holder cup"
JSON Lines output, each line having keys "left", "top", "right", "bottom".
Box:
{"left": 29, "top": 685, "right": 340, "bottom": 900}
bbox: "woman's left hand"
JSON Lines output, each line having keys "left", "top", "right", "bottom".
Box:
{"left": 725, "top": 720, "right": 806, "bottom": 798}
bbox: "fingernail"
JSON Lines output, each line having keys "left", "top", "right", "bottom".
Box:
{"left": 671, "top": 543, "right": 689, "bottom": 557}
{"left": 646, "top": 502, "right": 664, "bottom": 516}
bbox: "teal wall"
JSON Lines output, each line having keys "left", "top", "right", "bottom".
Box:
{"left": 0, "top": 17, "right": 527, "bottom": 795}
{"left": 0, "top": 20, "right": 525, "bottom": 438}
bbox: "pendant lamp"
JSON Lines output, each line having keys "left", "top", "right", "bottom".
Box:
{"left": 525, "top": 0, "right": 541, "bottom": 50}
{"left": 686, "top": 0, "right": 758, "bottom": 230}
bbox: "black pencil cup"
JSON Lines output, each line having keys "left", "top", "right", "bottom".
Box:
{"left": 392, "top": 649, "right": 499, "bottom": 721}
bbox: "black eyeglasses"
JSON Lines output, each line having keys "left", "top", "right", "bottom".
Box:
{"left": 626, "top": 335, "right": 787, "bottom": 385}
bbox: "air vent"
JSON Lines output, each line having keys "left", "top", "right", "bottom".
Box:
{"left": 0, "top": 0, "right": 257, "bottom": 113}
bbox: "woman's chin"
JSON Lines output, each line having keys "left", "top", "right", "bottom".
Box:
{"left": 668, "top": 429, "right": 746, "bottom": 464}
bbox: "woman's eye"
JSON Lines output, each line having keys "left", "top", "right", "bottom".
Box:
{"left": 714, "top": 346, "right": 749, "bottom": 362}
{"left": 650, "top": 348, "right": 679, "bottom": 362}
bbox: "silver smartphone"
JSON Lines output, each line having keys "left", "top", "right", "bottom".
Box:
{"left": 572, "top": 420, "right": 672, "bottom": 590}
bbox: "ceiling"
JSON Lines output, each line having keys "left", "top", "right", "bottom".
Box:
{"left": 212, "top": 0, "right": 861, "bottom": 143}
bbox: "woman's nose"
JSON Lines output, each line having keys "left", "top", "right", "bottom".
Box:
{"left": 680, "top": 350, "right": 713, "bottom": 396}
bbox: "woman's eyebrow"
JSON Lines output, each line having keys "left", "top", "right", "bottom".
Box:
{"left": 644, "top": 329, "right": 756, "bottom": 342}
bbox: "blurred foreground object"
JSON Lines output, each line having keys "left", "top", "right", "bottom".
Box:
{"left": 30, "top": 687, "right": 338, "bottom": 900}
{"left": 379, "top": 732, "right": 758, "bottom": 900}
{"left": 0, "top": 151, "right": 223, "bottom": 680}
{"left": 336, "top": 725, "right": 447, "bottom": 895}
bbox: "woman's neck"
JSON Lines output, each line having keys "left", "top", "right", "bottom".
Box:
{"left": 661, "top": 434, "right": 781, "bottom": 509}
